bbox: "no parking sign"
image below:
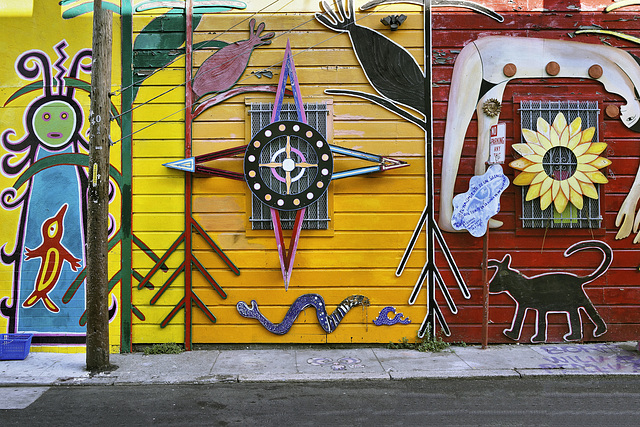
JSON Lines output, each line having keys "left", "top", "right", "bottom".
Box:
{"left": 489, "top": 123, "right": 506, "bottom": 164}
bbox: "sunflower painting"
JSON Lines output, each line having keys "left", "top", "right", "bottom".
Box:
{"left": 509, "top": 112, "right": 611, "bottom": 213}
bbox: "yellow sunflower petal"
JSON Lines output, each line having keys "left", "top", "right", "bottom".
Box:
{"left": 572, "top": 141, "right": 591, "bottom": 157}
{"left": 550, "top": 125, "right": 560, "bottom": 147}
{"left": 531, "top": 171, "right": 548, "bottom": 185}
{"left": 552, "top": 113, "right": 567, "bottom": 134}
{"left": 528, "top": 143, "right": 548, "bottom": 157}
{"left": 560, "top": 179, "right": 570, "bottom": 199}
{"left": 581, "top": 127, "right": 595, "bottom": 143}
{"left": 552, "top": 179, "right": 560, "bottom": 199}
{"left": 524, "top": 154, "right": 544, "bottom": 164}
{"left": 526, "top": 182, "right": 542, "bottom": 201}
{"left": 569, "top": 187, "right": 584, "bottom": 209}
{"left": 537, "top": 117, "right": 551, "bottom": 138}
{"left": 567, "top": 132, "right": 582, "bottom": 150}
{"left": 513, "top": 172, "right": 538, "bottom": 186}
{"left": 554, "top": 190, "right": 569, "bottom": 213}
{"left": 509, "top": 157, "right": 534, "bottom": 171}
{"left": 579, "top": 180, "right": 599, "bottom": 199}
{"left": 586, "top": 142, "right": 607, "bottom": 156}
{"left": 521, "top": 129, "right": 540, "bottom": 145}
{"left": 567, "top": 176, "right": 582, "bottom": 193}
{"left": 577, "top": 163, "right": 599, "bottom": 173}
{"left": 512, "top": 143, "right": 537, "bottom": 156}
{"left": 570, "top": 117, "right": 582, "bottom": 138}
{"left": 524, "top": 163, "right": 545, "bottom": 173}
{"left": 540, "top": 175, "right": 553, "bottom": 196}
{"left": 589, "top": 157, "right": 611, "bottom": 169}
{"left": 537, "top": 132, "right": 553, "bottom": 150}
{"left": 558, "top": 126, "right": 569, "bottom": 147}
{"left": 540, "top": 188, "right": 553, "bottom": 210}
{"left": 572, "top": 170, "right": 591, "bottom": 183}
{"left": 585, "top": 171, "right": 609, "bottom": 184}
{"left": 577, "top": 154, "right": 599, "bottom": 164}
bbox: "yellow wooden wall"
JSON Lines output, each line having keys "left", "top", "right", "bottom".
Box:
{"left": 131, "top": 5, "right": 429, "bottom": 344}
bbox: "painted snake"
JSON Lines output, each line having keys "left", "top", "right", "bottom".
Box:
{"left": 236, "top": 293, "right": 369, "bottom": 335}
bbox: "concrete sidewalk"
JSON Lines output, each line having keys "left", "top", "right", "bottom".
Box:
{"left": 1, "top": 342, "right": 639, "bottom": 386}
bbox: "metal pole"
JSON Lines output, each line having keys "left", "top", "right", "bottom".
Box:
{"left": 184, "top": 0, "right": 194, "bottom": 350}
{"left": 482, "top": 230, "right": 489, "bottom": 348}
{"left": 86, "top": 0, "right": 113, "bottom": 371}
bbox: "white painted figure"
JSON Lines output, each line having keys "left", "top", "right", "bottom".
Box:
{"left": 439, "top": 36, "right": 640, "bottom": 242}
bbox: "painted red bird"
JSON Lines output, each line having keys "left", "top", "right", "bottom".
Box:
{"left": 22, "top": 204, "right": 81, "bottom": 313}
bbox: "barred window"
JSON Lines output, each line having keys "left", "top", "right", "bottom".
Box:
{"left": 519, "top": 100, "right": 602, "bottom": 229}
{"left": 248, "top": 102, "right": 331, "bottom": 230}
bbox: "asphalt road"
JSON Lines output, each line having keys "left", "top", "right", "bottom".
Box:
{"left": 2, "top": 376, "right": 640, "bottom": 426}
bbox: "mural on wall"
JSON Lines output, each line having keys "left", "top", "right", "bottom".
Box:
{"left": 438, "top": 36, "right": 640, "bottom": 237}
{"left": 236, "top": 293, "right": 370, "bottom": 335}
{"left": 509, "top": 112, "right": 610, "bottom": 213}
{"left": 136, "top": 16, "right": 264, "bottom": 349}
{"left": 7, "top": 0, "right": 640, "bottom": 350}
{"left": 58, "top": 0, "right": 252, "bottom": 350}
{"left": 488, "top": 240, "right": 611, "bottom": 343}
{"left": 165, "top": 40, "right": 409, "bottom": 291}
{"left": 372, "top": 306, "right": 411, "bottom": 326}
{"left": 574, "top": 1, "right": 640, "bottom": 244}
{"left": 0, "top": 40, "right": 117, "bottom": 342}
{"left": 316, "top": 0, "right": 503, "bottom": 338}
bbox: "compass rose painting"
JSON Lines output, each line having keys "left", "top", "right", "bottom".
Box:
{"left": 164, "top": 41, "right": 408, "bottom": 292}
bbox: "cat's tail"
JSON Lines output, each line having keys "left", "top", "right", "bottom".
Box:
{"left": 564, "top": 240, "right": 613, "bottom": 283}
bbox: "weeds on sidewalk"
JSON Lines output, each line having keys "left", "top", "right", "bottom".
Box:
{"left": 387, "top": 327, "right": 450, "bottom": 352}
{"left": 143, "top": 342, "right": 184, "bottom": 355}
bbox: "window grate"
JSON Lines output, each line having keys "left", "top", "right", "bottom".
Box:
{"left": 249, "top": 102, "right": 330, "bottom": 230}
{"left": 519, "top": 100, "right": 602, "bottom": 229}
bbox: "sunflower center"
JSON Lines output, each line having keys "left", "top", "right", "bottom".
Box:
{"left": 542, "top": 146, "right": 577, "bottom": 181}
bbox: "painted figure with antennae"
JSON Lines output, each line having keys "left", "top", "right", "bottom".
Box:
{"left": 1, "top": 41, "right": 94, "bottom": 336}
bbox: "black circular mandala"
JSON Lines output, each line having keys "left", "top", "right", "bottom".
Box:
{"left": 244, "top": 120, "right": 333, "bottom": 211}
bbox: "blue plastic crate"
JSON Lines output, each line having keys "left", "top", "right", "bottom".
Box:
{"left": 0, "top": 333, "right": 33, "bottom": 360}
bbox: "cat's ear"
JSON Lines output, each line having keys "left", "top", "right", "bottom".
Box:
{"left": 487, "top": 259, "right": 499, "bottom": 269}
{"left": 501, "top": 253, "right": 512, "bottom": 266}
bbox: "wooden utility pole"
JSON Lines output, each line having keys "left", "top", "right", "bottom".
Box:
{"left": 86, "top": 0, "right": 113, "bottom": 371}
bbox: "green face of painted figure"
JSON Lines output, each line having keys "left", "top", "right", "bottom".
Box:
{"left": 32, "top": 100, "right": 76, "bottom": 149}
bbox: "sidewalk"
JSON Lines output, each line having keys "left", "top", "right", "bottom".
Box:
{"left": 1, "top": 342, "right": 639, "bottom": 386}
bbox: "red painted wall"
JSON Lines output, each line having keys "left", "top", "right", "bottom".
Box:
{"left": 432, "top": 9, "right": 640, "bottom": 343}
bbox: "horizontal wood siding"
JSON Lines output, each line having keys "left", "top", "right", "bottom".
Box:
{"left": 433, "top": 10, "right": 640, "bottom": 344}
{"left": 131, "top": 6, "right": 640, "bottom": 345}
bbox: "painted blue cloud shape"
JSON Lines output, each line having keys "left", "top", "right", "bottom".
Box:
{"left": 451, "top": 164, "right": 509, "bottom": 237}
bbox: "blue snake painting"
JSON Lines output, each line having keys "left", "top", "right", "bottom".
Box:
{"left": 236, "top": 294, "right": 369, "bottom": 335}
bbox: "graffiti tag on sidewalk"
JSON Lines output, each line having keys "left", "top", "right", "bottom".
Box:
{"left": 307, "top": 357, "right": 365, "bottom": 371}
{"left": 538, "top": 344, "right": 640, "bottom": 373}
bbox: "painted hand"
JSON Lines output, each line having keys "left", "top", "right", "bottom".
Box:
{"left": 615, "top": 184, "right": 640, "bottom": 243}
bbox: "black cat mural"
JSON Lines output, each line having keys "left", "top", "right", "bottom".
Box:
{"left": 488, "top": 240, "right": 611, "bottom": 343}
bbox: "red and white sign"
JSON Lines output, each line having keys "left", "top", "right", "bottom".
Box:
{"left": 489, "top": 123, "right": 506, "bottom": 165}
